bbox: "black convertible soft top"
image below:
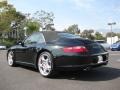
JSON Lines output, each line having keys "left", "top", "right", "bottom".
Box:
{"left": 39, "top": 31, "right": 94, "bottom": 45}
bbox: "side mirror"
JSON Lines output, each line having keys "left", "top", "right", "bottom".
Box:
{"left": 17, "top": 41, "right": 24, "bottom": 46}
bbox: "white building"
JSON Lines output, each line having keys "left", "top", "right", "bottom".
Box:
{"left": 107, "top": 36, "right": 119, "bottom": 45}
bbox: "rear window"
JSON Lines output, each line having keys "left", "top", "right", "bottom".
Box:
{"left": 42, "top": 31, "right": 58, "bottom": 42}
{"left": 58, "top": 33, "right": 80, "bottom": 39}
{"left": 42, "top": 32, "right": 80, "bottom": 42}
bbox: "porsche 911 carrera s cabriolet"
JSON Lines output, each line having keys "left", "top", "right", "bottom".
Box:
{"left": 7, "top": 31, "right": 109, "bottom": 77}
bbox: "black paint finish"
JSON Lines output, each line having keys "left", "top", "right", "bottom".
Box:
{"left": 7, "top": 31, "right": 109, "bottom": 70}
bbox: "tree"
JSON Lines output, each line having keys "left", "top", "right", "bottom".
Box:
{"left": 80, "top": 29, "right": 89, "bottom": 38}
{"left": 116, "top": 33, "right": 120, "bottom": 38}
{"left": 32, "top": 10, "right": 55, "bottom": 30}
{"left": 88, "top": 29, "right": 94, "bottom": 33}
{"left": 64, "top": 24, "right": 80, "bottom": 34}
{"left": 0, "top": 1, "right": 25, "bottom": 39}
{"left": 106, "top": 32, "right": 116, "bottom": 37}
{"left": 94, "top": 32, "right": 105, "bottom": 40}
{"left": 25, "top": 20, "right": 40, "bottom": 35}
{"left": 81, "top": 29, "right": 95, "bottom": 40}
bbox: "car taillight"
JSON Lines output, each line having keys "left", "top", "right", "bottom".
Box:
{"left": 63, "top": 46, "right": 88, "bottom": 53}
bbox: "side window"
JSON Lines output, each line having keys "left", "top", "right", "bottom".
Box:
{"left": 24, "top": 33, "right": 45, "bottom": 45}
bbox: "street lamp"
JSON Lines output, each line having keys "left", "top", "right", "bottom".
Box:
{"left": 108, "top": 22, "right": 116, "bottom": 45}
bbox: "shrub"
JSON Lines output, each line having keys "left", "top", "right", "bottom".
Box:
{"left": 0, "top": 38, "right": 16, "bottom": 48}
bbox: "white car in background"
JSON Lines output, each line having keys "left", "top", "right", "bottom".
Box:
{"left": 0, "top": 44, "right": 6, "bottom": 50}
{"left": 95, "top": 40, "right": 110, "bottom": 50}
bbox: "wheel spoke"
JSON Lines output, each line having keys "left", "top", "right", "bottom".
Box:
{"left": 41, "top": 56, "right": 46, "bottom": 61}
{"left": 39, "top": 63, "right": 43, "bottom": 68}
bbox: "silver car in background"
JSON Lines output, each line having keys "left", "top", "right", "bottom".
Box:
{"left": 95, "top": 40, "right": 110, "bottom": 50}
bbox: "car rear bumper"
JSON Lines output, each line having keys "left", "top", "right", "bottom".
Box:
{"left": 54, "top": 52, "right": 109, "bottom": 70}
{"left": 55, "top": 61, "right": 108, "bottom": 71}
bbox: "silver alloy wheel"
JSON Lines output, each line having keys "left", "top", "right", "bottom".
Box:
{"left": 8, "top": 51, "right": 14, "bottom": 66}
{"left": 38, "top": 52, "right": 52, "bottom": 76}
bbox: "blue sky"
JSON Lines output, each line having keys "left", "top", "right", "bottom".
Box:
{"left": 8, "top": 0, "right": 120, "bottom": 32}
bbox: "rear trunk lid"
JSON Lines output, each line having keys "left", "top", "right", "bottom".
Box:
{"left": 80, "top": 39, "right": 107, "bottom": 54}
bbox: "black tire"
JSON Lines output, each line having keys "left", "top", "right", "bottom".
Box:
{"left": 7, "top": 51, "right": 16, "bottom": 67}
{"left": 37, "top": 51, "right": 55, "bottom": 78}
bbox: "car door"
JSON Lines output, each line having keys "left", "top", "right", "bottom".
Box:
{"left": 15, "top": 32, "right": 45, "bottom": 65}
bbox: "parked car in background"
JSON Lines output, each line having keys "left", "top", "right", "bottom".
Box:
{"left": 95, "top": 40, "right": 110, "bottom": 50}
{"left": 7, "top": 31, "right": 109, "bottom": 77}
{"left": 110, "top": 40, "right": 120, "bottom": 51}
{"left": 0, "top": 44, "right": 6, "bottom": 50}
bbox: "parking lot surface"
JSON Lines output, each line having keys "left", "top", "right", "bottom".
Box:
{"left": 0, "top": 50, "right": 120, "bottom": 90}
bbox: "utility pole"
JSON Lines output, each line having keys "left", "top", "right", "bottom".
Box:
{"left": 108, "top": 22, "right": 116, "bottom": 45}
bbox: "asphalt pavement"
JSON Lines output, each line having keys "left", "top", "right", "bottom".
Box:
{"left": 0, "top": 50, "right": 120, "bottom": 90}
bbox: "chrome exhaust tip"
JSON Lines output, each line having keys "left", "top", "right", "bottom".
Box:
{"left": 83, "top": 67, "right": 91, "bottom": 71}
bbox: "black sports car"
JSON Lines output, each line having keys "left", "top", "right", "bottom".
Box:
{"left": 7, "top": 31, "right": 109, "bottom": 77}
